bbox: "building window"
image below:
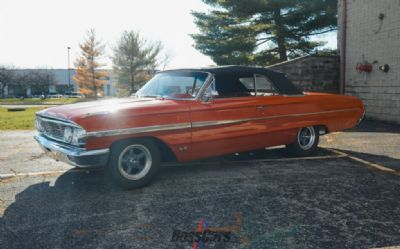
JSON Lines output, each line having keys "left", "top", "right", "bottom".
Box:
{"left": 106, "top": 84, "right": 111, "bottom": 96}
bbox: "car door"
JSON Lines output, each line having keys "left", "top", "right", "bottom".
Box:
{"left": 252, "top": 74, "right": 305, "bottom": 146}
{"left": 189, "top": 73, "right": 268, "bottom": 161}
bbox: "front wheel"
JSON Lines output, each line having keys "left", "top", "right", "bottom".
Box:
{"left": 286, "top": 126, "right": 319, "bottom": 156}
{"left": 107, "top": 139, "right": 160, "bottom": 189}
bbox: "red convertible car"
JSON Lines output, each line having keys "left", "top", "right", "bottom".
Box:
{"left": 35, "top": 66, "right": 365, "bottom": 189}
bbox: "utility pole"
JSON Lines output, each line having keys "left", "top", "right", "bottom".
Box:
{"left": 67, "top": 46, "right": 71, "bottom": 94}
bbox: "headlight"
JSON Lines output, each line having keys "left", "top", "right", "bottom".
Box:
{"left": 35, "top": 118, "right": 44, "bottom": 132}
{"left": 64, "top": 126, "right": 86, "bottom": 145}
{"left": 64, "top": 127, "right": 73, "bottom": 143}
{"left": 71, "top": 128, "right": 87, "bottom": 146}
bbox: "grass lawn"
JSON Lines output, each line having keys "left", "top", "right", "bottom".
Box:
{"left": 0, "top": 98, "right": 81, "bottom": 105}
{"left": 0, "top": 107, "right": 45, "bottom": 130}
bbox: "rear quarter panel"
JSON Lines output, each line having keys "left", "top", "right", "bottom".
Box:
{"left": 299, "top": 92, "right": 364, "bottom": 132}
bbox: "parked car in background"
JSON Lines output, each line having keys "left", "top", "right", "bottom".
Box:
{"left": 14, "top": 93, "right": 28, "bottom": 99}
{"left": 47, "top": 94, "right": 63, "bottom": 98}
{"left": 34, "top": 66, "right": 365, "bottom": 189}
{"left": 65, "top": 92, "right": 83, "bottom": 98}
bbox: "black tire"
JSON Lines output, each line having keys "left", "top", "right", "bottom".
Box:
{"left": 107, "top": 138, "right": 160, "bottom": 189}
{"left": 286, "top": 126, "right": 319, "bottom": 156}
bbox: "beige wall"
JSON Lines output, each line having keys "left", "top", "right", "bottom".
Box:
{"left": 340, "top": 0, "right": 400, "bottom": 124}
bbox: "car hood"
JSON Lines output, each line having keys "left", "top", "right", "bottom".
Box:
{"left": 37, "top": 97, "right": 188, "bottom": 126}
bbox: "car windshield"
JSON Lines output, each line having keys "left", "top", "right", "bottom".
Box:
{"left": 136, "top": 71, "right": 209, "bottom": 99}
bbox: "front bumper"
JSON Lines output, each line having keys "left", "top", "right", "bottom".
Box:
{"left": 34, "top": 134, "right": 109, "bottom": 167}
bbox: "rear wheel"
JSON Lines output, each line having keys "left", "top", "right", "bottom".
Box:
{"left": 286, "top": 126, "right": 319, "bottom": 156}
{"left": 107, "top": 139, "right": 160, "bottom": 189}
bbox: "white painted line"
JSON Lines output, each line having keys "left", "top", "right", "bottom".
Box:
{"left": 371, "top": 246, "right": 400, "bottom": 249}
{"left": 0, "top": 167, "right": 101, "bottom": 179}
{"left": 0, "top": 149, "right": 363, "bottom": 180}
{"left": 325, "top": 148, "right": 397, "bottom": 174}
{"left": 0, "top": 153, "right": 345, "bottom": 179}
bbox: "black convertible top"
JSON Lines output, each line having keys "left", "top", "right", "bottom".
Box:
{"left": 163, "top": 65, "right": 303, "bottom": 95}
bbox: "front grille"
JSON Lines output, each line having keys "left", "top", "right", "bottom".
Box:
{"left": 41, "top": 120, "right": 65, "bottom": 141}
{"left": 36, "top": 116, "right": 71, "bottom": 143}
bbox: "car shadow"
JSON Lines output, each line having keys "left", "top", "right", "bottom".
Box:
{"left": 1, "top": 148, "right": 400, "bottom": 248}
{"left": 347, "top": 119, "right": 400, "bottom": 134}
{"left": 185, "top": 146, "right": 336, "bottom": 164}
{"left": 329, "top": 148, "right": 400, "bottom": 172}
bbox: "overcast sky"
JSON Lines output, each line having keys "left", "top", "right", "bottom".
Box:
{"left": 0, "top": 0, "right": 337, "bottom": 69}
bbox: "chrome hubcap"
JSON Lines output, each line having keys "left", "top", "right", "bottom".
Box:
{"left": 118, "top": 144, "right": 152, "bottom": 180}
{"left": 298, "top": 127, "right": 316, "bottom": 150}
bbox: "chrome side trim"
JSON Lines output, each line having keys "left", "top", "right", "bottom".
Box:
{"left": 193, "top": 108, "right": 361, "bottom": 128}
{"left": 86, "top": 123, "right": 192, "bottom": 138}
{"left": 192, "top": 119, "right": 246, "bottom": 128}
{"left": 85, "top": 108, "right": 360, "bottom": 138}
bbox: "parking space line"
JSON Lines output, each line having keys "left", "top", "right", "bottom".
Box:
{"left": 5, "top": 148, "right": 396, "bottom": 180}
{"left": 0, "top": 168, "right": 101, "bottom": 179}
{"left": 371, "top": 246, "right": 400, "bottom": 249}
{"left": 325, "top": 148, "right": 398, "bottom": 174}
{"left": 0, "top": 153, "right": 346, "bottom": 179}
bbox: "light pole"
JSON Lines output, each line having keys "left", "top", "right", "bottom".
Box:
{"left": 67, "top": 46, "right": 71, "bottom": 94}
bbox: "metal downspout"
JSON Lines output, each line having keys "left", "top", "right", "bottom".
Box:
{"left": 339, "top": 0, "right": 347, "bottom": 94}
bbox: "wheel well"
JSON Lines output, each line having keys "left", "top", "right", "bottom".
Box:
{"left": 110, "top": 136, "right": 177, "bottom": 163}
{"left": 315, "top": 125, "right": 329, "bottom": 135}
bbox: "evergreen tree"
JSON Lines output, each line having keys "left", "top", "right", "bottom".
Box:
{"left": 112, "top": 31, "right": 162, "bottom": 96}
{"left": 73, "top": 29, "right": 108, "bottom": 98}
{"left": 192, "top": 0, "right": 337, "bottom": 66}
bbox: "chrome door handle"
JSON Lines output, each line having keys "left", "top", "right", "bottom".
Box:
{"left": 256, "top": 105, "right": 266, "bottom": 111}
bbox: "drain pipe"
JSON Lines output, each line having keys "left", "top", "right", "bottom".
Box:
{"left": 339, "top": 0, "right": 347, "bottom": 94}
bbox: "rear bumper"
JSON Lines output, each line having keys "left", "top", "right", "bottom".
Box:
{"left": 34, "top": 134, "right": 109, "bottom": 167}
{"left": 357, "top": 108, "right": 366, "bottom": 125}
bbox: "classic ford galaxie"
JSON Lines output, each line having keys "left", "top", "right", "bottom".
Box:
{"left": 35, "top": 66, "right": 365, "bottom": 189}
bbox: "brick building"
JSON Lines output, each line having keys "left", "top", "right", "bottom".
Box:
{"left": 268, "top": 55, "right": 340, "bottom": 93}
{"left": 338, "top": 0, "right": 400, "bottom": 124}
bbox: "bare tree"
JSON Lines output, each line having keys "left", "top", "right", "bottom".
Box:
{"left": 25, "top": 70, "right": 55, "bottom": 95}
{"left": 0, "top": 67, "right": 56, "bottom": 97}
{"left": 11, "top": 71, "right": 32, "bottom": 97}
{"left": 0, "top": 66, "right": 16, "bottom": 98}
{"left": 158, "top": 51, "right": 173, "bottom": 71}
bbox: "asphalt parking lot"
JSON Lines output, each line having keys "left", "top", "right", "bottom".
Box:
{"left": 0, "top": 120, "right": 399, "bottom": 249}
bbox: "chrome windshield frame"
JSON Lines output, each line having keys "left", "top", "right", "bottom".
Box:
{"left": 194, "top": 73, "right": 215, "bottom": 102}
{"left": 135, "top": 70, "right": 213, "bottom": 101}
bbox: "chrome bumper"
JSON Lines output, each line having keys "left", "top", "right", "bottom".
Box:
{"left": 34, "top": 134, "right": 109, "bottom": 167}
{"left": 357, "top": 108, "right": 366, "bottom": 125}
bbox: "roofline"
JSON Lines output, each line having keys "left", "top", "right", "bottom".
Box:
{"left": 160, "top": 65, "right": 281, "bottom": 74}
